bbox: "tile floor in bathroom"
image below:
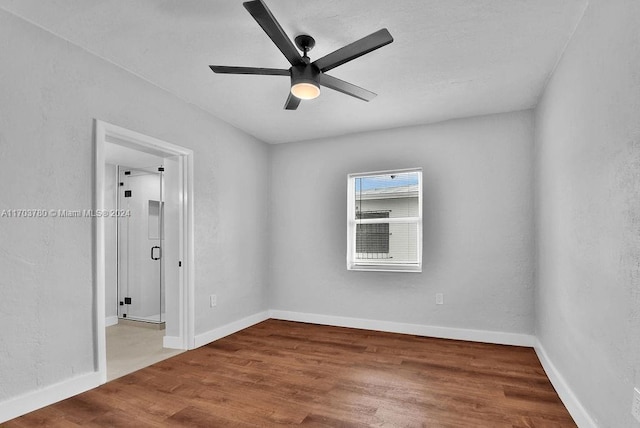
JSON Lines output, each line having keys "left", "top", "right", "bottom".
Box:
{"left": 106, "top": 323, "right": 184, "bottom": 381}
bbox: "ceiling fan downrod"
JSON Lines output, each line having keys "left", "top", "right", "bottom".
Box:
{"left": 295, "top": 34, "right": 315, "bottom": 62}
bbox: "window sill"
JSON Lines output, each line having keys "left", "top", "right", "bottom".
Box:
{"left": 348, "top": 263, "right": 422, "bottom": 273}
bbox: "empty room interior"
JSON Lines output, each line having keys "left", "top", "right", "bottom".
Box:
{"left": 0, "top": 0, "right": 638, "bottom": 426}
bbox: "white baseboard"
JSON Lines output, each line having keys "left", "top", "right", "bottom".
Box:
{"left": 163, "top": 335, "right": 184, "bottom": 350}
{"left": 105, "top": 315, "right": 118, "bottom": 327}
{"left": 535, "top": 340, "right": 597, "bottom": 428}
{"left": 268, "top": 310, "right": 536, "bottom": 347}
{"left": 194, "top": 311, "right": 270, "bottom": 348}
{"left": 0, "top": 371, "right": 101, "bottom": 424}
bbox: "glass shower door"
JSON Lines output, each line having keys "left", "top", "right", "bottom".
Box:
{"left": 117, "top": 166, "right": 164, "bottom": 324}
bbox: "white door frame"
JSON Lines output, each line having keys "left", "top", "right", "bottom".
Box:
{"left": 94, "top": 119, "right": 195, "bottom": 384}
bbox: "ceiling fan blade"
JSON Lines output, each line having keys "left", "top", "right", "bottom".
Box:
{"left": 312, "top": 29, "right": 393, "bottom": 72}
{"left": 243, "top": 0, "right": 304, "bottom": 66}
{"left": 284, "top": 92, "right": 301, "bottom": 110}
{"left": 209, "top": 65, "right": 290, "bottom": 76}
{"left": 319, "top": 74, "right": 377, "bottom": 102}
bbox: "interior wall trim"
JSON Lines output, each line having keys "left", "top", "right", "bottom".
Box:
{"left": 535, "top": 340, "right": 598, "bottom": 428}
{"left": 163, "top": 335, "right": 185, "bottom": 350}
{"left": 193, "top": 311, "right": 270, "bottom": 348}
{"left": 0, "top": 372, "right": 101, "bottom": 424}
{"left": 268, "top": 309, "right": 536, "bottom": 347}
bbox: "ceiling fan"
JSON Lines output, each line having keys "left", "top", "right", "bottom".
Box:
{"left": 209, "top": 0, "right": 394, "bottom": 110}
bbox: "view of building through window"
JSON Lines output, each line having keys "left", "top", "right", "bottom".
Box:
{"left": 356, "top": 211, "right": 390, "bottom": 257}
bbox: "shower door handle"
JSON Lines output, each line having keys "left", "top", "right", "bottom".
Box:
{"left": 151, "top": 246, "right": 161, "bottom": 260}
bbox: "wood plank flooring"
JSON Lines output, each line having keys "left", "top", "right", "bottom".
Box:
{"left": 4, "top": 320, "right": 576, "bottom": 427}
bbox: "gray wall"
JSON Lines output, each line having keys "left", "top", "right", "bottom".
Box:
{"left": 0, "top": 9, "right": 269, "bottom": 401}
{"left": 270, "top": 111, "right": 535, "bottom": 333}
{"left": 534, "top": 0, "right": 640, "bottom": 426}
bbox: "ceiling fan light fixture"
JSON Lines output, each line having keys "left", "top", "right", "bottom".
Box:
{"left": 291, "top": 81, "right": 320, "bottom": 100}
{"left": 290, "top": 64, "right": 321, "bottom": 100}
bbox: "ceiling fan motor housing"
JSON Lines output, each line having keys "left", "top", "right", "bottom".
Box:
{"left": 291, "top": 64, "right": 320, "bottom": 87}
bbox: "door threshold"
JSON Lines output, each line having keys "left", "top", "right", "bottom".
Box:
{"left": 118, "top": 319, "right": 166, "bottom": 330}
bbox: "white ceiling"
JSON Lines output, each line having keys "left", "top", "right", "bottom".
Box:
{"left": 1, "top": 0, "right": 587, "bottom": 144}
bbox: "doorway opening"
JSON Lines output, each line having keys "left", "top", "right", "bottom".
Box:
{"left": 94, "top": 120, "right": 195, "bottom": 384}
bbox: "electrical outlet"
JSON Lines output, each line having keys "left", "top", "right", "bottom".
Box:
{"left": 632, "top": 387, "right": 640, "bottom": 422}
{"left": 210, "top": 294, "right": 217, "bottom": 308}
{"left": 436, "top": 293, "right": 444, "bottom": 305}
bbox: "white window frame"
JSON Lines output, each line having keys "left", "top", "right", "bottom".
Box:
{"left": 347, "top": 168, "right": 423, "bottom": 272}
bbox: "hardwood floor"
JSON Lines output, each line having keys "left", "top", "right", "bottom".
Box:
{"left": 4, "top": 320, "right": 576, "bottom": 427}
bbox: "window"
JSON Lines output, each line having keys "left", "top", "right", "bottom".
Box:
{"left": 347, "top": 168, "right": 422, "bottom": 272}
